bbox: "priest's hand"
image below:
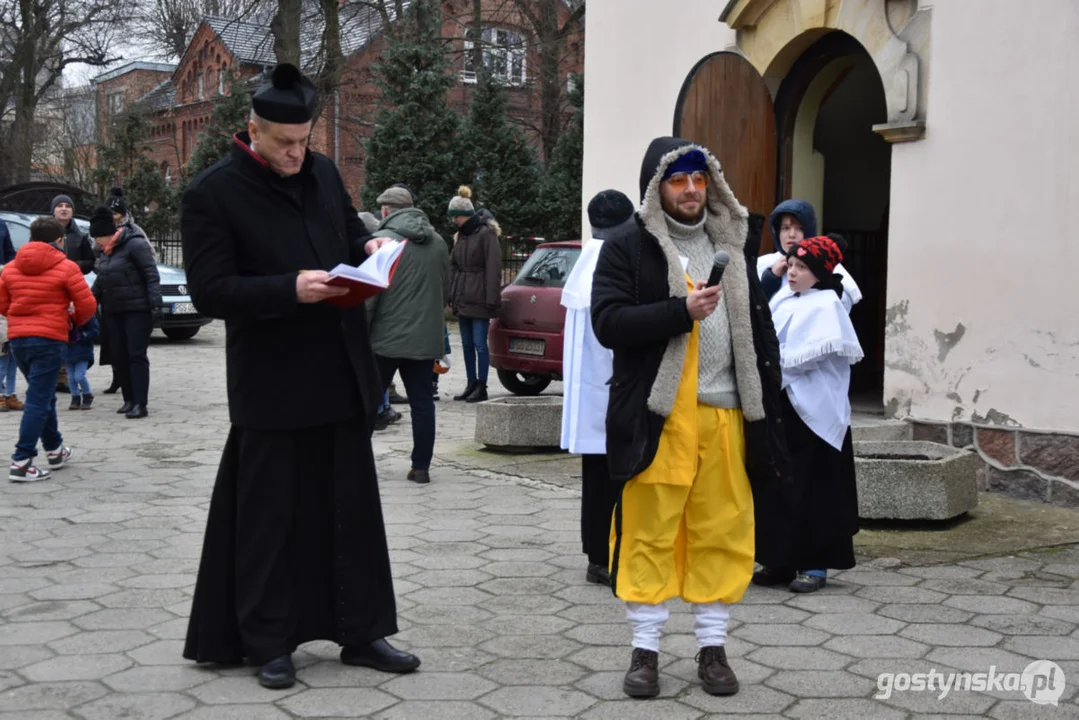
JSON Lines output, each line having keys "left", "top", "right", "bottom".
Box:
{"left": 365, "top": 236, "right": 396, "bottom": 255}
{"left": 687, "top": 281, "right": 721, "bottom": 321}
{"left": 296, "top": 270, "right": 349, "bottom": 303}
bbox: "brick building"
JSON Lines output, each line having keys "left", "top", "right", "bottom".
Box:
{"left": 89, "top": 0, "right": 583, "bottom": 204}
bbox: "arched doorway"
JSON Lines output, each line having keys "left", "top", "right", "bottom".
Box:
{"left": 674, "top": 31, "right": 891, "bottom": 409}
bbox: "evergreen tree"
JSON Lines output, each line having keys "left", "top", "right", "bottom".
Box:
{"left": 538, "top": 72, "right": 583, "bottom": 241}
{"left": 93, "top": 112, "right": 178, "bottom": 242}
{"left": 460, "top": 69, "right": 543, "bottom": 237}
{"left": 363, "top": 0, "right": 462, "bottom": 236}
{"left": 186, "top": 76, "right": 253, "bottom": 179}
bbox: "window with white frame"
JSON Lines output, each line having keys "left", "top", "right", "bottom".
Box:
{"left": 218, "top": 71, "right": 225, "bottom": 95}
{"left": 463, "top": 27, "right": 527, "bottom": 86}
{"left": 107, "top": 91, "right": 125, "bottom": 117}
{"left": 197, "top": 72, "right": 205, "bottom": 100}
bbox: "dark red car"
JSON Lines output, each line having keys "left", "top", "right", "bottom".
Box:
{"left": 489, "top": 240, "right": 581, "bottom": 395}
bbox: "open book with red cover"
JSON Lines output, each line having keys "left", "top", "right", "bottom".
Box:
{"left": 323, "top": 239, "right": 407, "bottom": 308}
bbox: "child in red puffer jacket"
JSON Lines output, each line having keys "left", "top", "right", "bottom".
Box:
{"left": 0, "top": 217, "right": 96, "bottom": 482}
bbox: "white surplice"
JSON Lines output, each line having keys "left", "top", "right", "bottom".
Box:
{"left": 769, "top": 285, "right": 864, "bottom": 450}
{"left": 756, "top": 251, "right": 862, "bottom": 313}
{"left": 560, "top": 238, "right": 614, "bottom": 455}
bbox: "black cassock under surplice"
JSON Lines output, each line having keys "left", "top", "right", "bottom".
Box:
{"left": 183, "top": 420, "right": 398, "bottom": 665}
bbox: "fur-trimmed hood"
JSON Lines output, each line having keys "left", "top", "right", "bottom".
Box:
{"left": 634, "top": 137, "right": 765, "bottom": 422}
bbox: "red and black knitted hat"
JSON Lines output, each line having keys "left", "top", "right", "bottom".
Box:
{"left": 787, "top": 235, "right": 843, "bottom": 280}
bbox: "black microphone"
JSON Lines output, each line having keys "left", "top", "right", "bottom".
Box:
{"left": 706, "top": 250, "right": 730, "bottom": 287}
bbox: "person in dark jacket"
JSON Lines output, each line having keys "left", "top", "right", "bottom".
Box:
{"left": 447, "top": 186, "right": 501, "bottom": 403}
{"left": 179, "top": 64, "right": 418, "bottom": 691}
{"left": 591, "top": 137, "right": 790, "bottom": 700}
{"left": 368, "top": 185, "right": 450, "bottom": 484}
{"left": 51, "top": 195, "right": 95, "bottom": 275}
{"left": 0, "top": 219, "right": 15, "bottom": 265}
{"left": 66, "top": 314, "right": 99, "bottom": 410}
{"left": 89, "top": 206, "right": 160, "bottom": 419}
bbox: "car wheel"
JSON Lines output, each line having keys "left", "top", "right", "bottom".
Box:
{"left": 163, "top": 327, "right": 200, "bottom": 341}
{"left": 496, "top": 369, "right": 552, "bottom": 396}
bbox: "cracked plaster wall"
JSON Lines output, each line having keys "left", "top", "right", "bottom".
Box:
{"left": 884, "top": 0, "right": 1079, "bottom": 432}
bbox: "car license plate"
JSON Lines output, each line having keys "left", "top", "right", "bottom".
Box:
{"left": 171, "top": 302, "right": 196, "bottom": 315}
{"left": 509, "top": 338, "right": 545, "bottom": 356}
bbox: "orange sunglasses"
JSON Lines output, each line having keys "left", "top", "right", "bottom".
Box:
{"left": 665, "top": 170, "right": 709, "bottom": 192}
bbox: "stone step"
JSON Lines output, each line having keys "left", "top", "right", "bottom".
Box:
{"left": 852, "top": 415, "right": 911, "bottom": 442}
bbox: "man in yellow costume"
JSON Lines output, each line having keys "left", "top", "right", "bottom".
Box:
{"left": 591, "top": 137, "right": 789, "bottom": 699}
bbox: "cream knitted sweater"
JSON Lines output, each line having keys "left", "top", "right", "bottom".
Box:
{"left": 665, "top": 213, "right": 740, "bottom": 409}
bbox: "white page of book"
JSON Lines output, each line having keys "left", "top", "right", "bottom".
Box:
{"left": 329, "top": 240, "right": 405, "bottom": 287}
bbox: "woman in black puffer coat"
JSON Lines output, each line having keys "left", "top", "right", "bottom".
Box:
{"left": 88, "top": 205, "right": 161, "bottom": 419}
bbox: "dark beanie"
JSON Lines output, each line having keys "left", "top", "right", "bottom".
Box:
{"left": 89, "top": 206, "right": 117, "bottom": 238}
{"left": 51, "top": 194, "right": 74, "bottom": 213}
{"left": 588, "top": 189, "right": 635, "bottom": 239}
{"left": 107, "top": 186, "right": 127, "bottom": 216}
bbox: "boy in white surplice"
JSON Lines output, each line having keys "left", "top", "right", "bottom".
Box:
{"left": 560, "top": 190, "right": 634, "bottom": 586}
{"left": 754, "top": 235, "right": 864, "bottom": 594}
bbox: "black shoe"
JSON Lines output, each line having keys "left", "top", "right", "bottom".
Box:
{"left": 81, "top": 393, "right": 94, "bottom": 410}
{"left": 586, "top": 563, "right": 610, "bottom": 586}
{"left": 388, "top": 385, "right": 407, "bottom": 405}
{"left": 116, "top": 402, "right": 134, "bottom": 414}
{"left": 56, "top": 383, "right": 70, "bottom": 394}
{"left": 752, "top": 566, "right": 796, "bottom": 587}
{"left": 257, "top": 654, "right": 296, "bottom": 689}
{"left": 464, "top": 382, "right": 488, "bottom": 403}
{"left": 407, "top": 469, "right": 430, "bottom": 484}
{"left": 623, "top": 648, "right": 660, "bottom": 698}
{"left": 454, "top": 381, "right": 477, "bottom": 401}
{"left": 69, "top": 396, "right": 81, "bottom": 410}
{"left": 432, "top": 381, "right": 440, "bottom": 401}
{"left": 103, "top": 383, "right": 120, "bottom": 395}
{"left": 125, "top": 404, "right": 148, "bottom": 419}
{"left": 789, "top": 573, "right": 827, "bottom": 593}
{"left": 340, "top": 638, "right": 420, "bottom": 674}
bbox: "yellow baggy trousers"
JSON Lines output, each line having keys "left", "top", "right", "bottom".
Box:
{"left": 609, "top": 313, "right": 756, "bottom": 606}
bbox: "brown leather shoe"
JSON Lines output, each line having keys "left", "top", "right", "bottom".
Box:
{"left": 5, "top": 395, "right": 24, "bottom": 411}
{"left": 623, "top": 647, "right": 660, "bottom": 698}
{"left": 697, "top": 645, "right": 739, "bottom": 695}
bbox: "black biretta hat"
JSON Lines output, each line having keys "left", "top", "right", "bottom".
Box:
{"left": 251, "top": 64, "right": 317, "bottom": 124}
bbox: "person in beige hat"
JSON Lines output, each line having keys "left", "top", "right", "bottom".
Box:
{"left": 446, "top": 186, "right": 501, "bottom": 403}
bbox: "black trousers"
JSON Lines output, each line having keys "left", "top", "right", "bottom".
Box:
{"left": 375, "top": 356, "right": 436, "bottom": 471}
{"left": 105, "top": 310, "right": 152, "bottom": 406}
{"left": 581, "top": 454, "right": 619, "bottom": 567}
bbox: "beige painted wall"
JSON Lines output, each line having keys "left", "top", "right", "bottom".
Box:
{"left": 582, "top": 0, "right": 1079, "bottom": 432}
{"left": 885, "top": 0, "right": 1079, "bottom": 431}
{"left": 581, "top": 0, "right": 736, "bottom": 231}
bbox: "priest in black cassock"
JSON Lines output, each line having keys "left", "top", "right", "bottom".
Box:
{"left": 180, "top": 64, "right": 420, "bottom": 689}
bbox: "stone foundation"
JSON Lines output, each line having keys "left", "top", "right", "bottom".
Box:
{"left": 910, "top": 421, "right": 1079, "bottom": 508}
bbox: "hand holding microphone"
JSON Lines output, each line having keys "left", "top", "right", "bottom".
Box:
{"left": 687, "top": 251, "right": 729, "bottom": 321}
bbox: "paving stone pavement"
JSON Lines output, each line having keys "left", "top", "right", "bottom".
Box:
{"left": 1, "top": 322, "right": 1078, "bottom": 718}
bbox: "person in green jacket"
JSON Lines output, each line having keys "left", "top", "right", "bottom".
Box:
{"left": 367, "top": 185, "right": 450, "bottom": 484}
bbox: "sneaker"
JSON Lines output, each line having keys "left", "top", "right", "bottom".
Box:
{"left": 81, "top": 393, "right": 94, "bottom": 410}
{"left": 6, "top": 395, "right": 24, "bottom": 411}
{"left": 789, "top": 572, "right": 827, "bottom": 593}
{"left": 10, "top": 459, "right": 51, "bottom": 483}
{"left": 69, "top": 396, "right": 81, "bottom": 410}
{"left": 46, "top": 446, "right": 72, "bottom": 469}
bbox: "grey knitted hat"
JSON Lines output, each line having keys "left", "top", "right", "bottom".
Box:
{"left": 448, "top": 186, "right": 475, "bottom": 217}
{"left": 376, "top": 186, "right": 414, "bottom": 209}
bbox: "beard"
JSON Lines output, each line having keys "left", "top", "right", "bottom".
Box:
{"left": 664, "top": 199, "right": 705, "bottom": 224}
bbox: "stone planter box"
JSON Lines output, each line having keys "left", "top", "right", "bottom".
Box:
{"left": 854, "top": 441, "right": 979, "bottom": 520}
{"left": 475, "top": 396, "right": 563, "bottom": 450}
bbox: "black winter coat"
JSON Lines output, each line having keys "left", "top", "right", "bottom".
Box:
{"left": 180, "top": 132, "right": 382, "bottom": 431}
{"left": 591, "top": 137, "right": 791, "bottom": 527}
{"left": 591, "top": 215, "right": 789, "bottom": 489}
{"left": 93, "top": 225, "right": 162, "bottom": 314}
{"left": 64, "top": 220, "right": 96, "bottom": 274}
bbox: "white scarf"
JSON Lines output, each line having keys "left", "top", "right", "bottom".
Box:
{"left": 770, "top": 286, "right": 864, "bottom": 449}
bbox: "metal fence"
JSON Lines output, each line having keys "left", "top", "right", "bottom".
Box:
{"left": 150, "top": 232, "right": 544, "bottom": 282}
